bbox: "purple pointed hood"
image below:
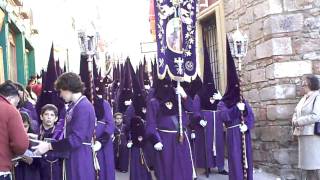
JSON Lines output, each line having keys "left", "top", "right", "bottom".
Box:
{"left": 198, "top": 38, "right": 219, "bottom": 110}
{"left": 129, "top": 61, "right": 146, "bottom": 119}
{"left": 221, "top": 37, "right": 241, "bottom": 108}
{"left": 36, "top": 43, "right": 65, "bottom": 120}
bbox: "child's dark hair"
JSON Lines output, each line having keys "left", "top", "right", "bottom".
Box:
{"left": 41, "top": 104, "right": 58, "bottom": 117}
{"left": 21, "top": 112, "right": 31, "bottom": 124}
{"left": 20, "top": 111, "right": 33, "bottom": 133}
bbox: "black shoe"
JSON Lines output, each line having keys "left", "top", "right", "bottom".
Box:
{"left": 218, "top": 170, "right": 228, "bottom": 175}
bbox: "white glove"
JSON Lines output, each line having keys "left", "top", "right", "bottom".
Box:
{"left": 237, "top": 102, "right": 245, "bottom": 111}
{"left": 199, "top": 120, "right": 207, "bottom": 127}
{"left": 176, "top": 86, "right": 187, "bottom": 99}
{"left": 124, "top": 99, "right": 132, "bottom": 106}
{"left": 154, "top": 142, "right": 163, "bottom": 151}
{"left": 32, "top": 141, "right": 51, "bottom": 156}
{"left": 144, "top": 85, "right": 150, "bottom": 90}
{"left": 212, "top": 91, "right": 222, "bottom": 100}
{"left": 191, "top": 133, "right": 196, "bottom": 139}
{"left": 127, "top": 141, "right": 133, "bottom": 148}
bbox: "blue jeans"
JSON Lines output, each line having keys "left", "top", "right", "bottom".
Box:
{"left": 0, "top": 174, "right": 11, "bottom": 180}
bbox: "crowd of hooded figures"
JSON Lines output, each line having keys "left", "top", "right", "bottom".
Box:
{"left": 1, "top": 41, "right": 255, "bottom": 180}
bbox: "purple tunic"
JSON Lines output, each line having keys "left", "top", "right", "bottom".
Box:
{"left": 146, "top": 97, "right": 196, "bottom": 180}
{"left": 13, "top": 159, "right": 41, "bottom": 180}
{"left": 125, "top": 105, "right": 152, "bottom": 180}
{"left": 217, "top": 101, "right": 254, "bottom": 180}
{"left": 95, "top": 100, "right": 116, "bottom": 180}
{"left": 38, "top": 126, "right": 65, "bottom": 180}
{"left": 113, "top": 123, "right": 129, "bottom": 172}
{"left": 192, "top": 95, "right": 225, "bottom": 169}
{"left": 130, "top": 147, "right": 152, "bottom": 180}
{"left": 51, "top": 96, "right": 96, "bottom": 180}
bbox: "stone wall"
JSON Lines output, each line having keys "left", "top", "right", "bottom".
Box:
{"left": 223, "top": 0, "right": 320, "bottom": 179}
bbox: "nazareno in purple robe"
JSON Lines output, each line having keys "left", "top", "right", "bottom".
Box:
{"left": 146, "top": 96, "right": 196, "bottom": 180}
{"left": 191, "top": 94, "right": 225, "bottom": 169}
{"left": 51, "top": 96, "right": 96, "bottom": 180}
{"left": 95, "top": 100, "right": 116, "bottom": 180}
{"left": 217, "top": 101, "right": 254, "bottom": 180}
{"left": 125, "top": 105, "right": 152, "bottom": 180}
{"left": 113, "top": 122, "right": 130, "bottom": 172}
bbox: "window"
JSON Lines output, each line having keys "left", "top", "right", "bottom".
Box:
{"left": 8, "top": 30, "right": 17, "bottom": 81}
{"left": 202, "top": 17, "right": 220, "bottom": 90}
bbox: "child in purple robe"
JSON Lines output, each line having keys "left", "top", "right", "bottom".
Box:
{"left": 113, "top": 112, "right": 130, "bottom": 173}
{"left": 13, "top": 112, "right": 41, "bottom": 180}
{"left": 38, "top": 104, "right": 65, "bottom": 180}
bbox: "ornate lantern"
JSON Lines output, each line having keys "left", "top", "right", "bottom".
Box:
{"left": 231, "top": 24, "right": 248, "bottom": 71}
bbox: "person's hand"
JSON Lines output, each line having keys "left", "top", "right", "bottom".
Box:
{"left": 21, "top": 156, "right": 33, "bottom": 165}
{"left": 237, "top": 102, "right": 245, "bottom": 111}
{"left": 28, "top": 133, "right": 38, "bottom": 140}
{"left": 190, "top": 133, "right": 196, "bottom": 139}
{"left": 212, "top": 91, "right": 222, "bottom": 100}
{"left": 176, "top": 86, "right": 187, "bottom": 99}
{"left": 292, "top": 120, "right": 299, "bottom": 127}
{"left": 32, "top": 142, "right": 51, "bottom": 156}
{"left": 127, "top": 141, "right": 133, "bottom": 148}
{"left": 154, "top": 142, "right": 163, "bottom": 151}
{"left": 199, "top": 120, "right": 207, "bottom": 127}
{"left": 124, "top": 99, "right": 132, "bottom": 106}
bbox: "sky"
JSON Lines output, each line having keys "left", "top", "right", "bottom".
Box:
{"left": 28, "top": 0, "right": 153, "bottom": 73}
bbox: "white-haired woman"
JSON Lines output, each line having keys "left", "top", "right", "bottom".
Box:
{"left": 292, "top": 75, "right": 320, "bottom": 180}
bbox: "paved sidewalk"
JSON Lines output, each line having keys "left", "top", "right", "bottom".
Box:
{"left": 116, "top": 168, "right": 281, "bottom": 180}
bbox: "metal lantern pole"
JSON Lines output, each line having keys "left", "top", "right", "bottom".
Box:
{"left": 231, "top": 24, "right": 249, "bottom": 180}
{"left": 175, "top": 57, "right": 184, "bottom": 143}
{"left": 174, "top": 0, "right": 184, "bottom": 144}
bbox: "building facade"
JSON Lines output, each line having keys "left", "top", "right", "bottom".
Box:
{"left": 198, "top": 0, "right": 320, "bottom": 179}
{"left": 0, "top": 0, "right": 37, "bottom": 85}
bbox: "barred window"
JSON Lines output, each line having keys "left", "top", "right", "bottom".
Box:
{"left": 202, "top": 17, "right": 220, "bottom": 90}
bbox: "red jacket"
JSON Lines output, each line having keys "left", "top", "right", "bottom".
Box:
{"left": 0, "top": 95, "right": 29, "bottom": 171}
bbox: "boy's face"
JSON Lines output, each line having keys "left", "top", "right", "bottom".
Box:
{"left": 23, "top": 121, "right": 29, "bottom": 133}
{"left": 115, "top": 115, "right": 123, "bottom": 126}
{"left": 41, "top": 110, "right": 58, "bottom": 128}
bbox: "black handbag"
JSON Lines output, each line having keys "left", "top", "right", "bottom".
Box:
{"left": 315, "top": 122, "right": 320, "bottom": 135}
{"left": 313, "top": 96, "right": 320, "bottom": 135}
